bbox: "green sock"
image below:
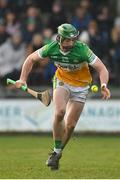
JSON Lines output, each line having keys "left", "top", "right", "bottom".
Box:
{"left": 61, "top": 144, "right": 64, "bottom": 150}
{"left": 54, "top": 140, "right": 62, "bottom": 149}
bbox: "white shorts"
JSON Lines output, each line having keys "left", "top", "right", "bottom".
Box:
{"left": 55, "top": 79, "right": 89, "bottom": 103}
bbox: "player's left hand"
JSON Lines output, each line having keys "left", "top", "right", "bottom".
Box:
{"left": 101, "top": 86, "right": 111, "bottom": 100}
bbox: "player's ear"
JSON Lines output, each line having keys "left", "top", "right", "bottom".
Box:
{"left": 56, "top": 35, "right": 60, "bottom": 42}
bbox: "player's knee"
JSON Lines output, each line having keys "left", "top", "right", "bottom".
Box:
{"left": 55, "top": 109, "right": 65, "bottom": 121}
{"left": 66, "top": 123, "right": 75, "bottom": 131}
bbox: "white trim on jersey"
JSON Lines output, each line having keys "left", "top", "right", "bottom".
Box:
{"left": 89, "top": 56, "right": 98, "bottom": 66}
{"left": 37, "top": 49, "right": 44, "bottom": 59}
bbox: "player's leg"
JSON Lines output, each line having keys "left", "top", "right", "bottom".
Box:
{"left": 53, "top": 87, "right": 70, "bottom": 146}
{"left": 61, "top": 87, "right": 89, "bottom": 149}
{"left": 46, "top": 87, "right": 70, "bottom": 170}
{"left": 61, "top": 101, "right": 84, "bottom": 149}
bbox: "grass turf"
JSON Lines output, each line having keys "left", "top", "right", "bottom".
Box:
{"left": 0, "top": 134, "right": 120, "bottom": 179}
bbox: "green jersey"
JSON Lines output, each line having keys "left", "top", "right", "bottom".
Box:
{"left": 37, "top": 41, "right": 97, "bottom": 71}
{"left": 37, "top": 41, "right": 97, "bottom": 87}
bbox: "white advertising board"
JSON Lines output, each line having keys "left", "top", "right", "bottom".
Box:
{"left": 0, "top": 99, "right": 120, "bottom": 132}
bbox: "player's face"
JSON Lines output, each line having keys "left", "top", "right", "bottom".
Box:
{"left": 61, "top": 38, "right": 75, "bottom": 52}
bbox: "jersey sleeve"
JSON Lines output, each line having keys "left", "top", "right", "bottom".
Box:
{"left": 83, "top": 44, "right": 98, "bottom": 65}
{"left": 37, "top": 44, "right": 49, "bottom": 59}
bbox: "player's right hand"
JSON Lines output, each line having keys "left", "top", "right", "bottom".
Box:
{"left": 15, "top": 80, "right": 27, "bottom": 88}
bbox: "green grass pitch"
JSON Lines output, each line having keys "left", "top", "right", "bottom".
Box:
{"left": 0, "top": 134, "right": 120, "bottom": 179}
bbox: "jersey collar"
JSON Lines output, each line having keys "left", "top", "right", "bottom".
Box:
{"left": 59, "top": 49, "right": 70, "bottom": 55}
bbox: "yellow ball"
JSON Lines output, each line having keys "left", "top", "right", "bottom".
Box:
{"left": 91, "top": 85, "right": 98, "bottom": 92}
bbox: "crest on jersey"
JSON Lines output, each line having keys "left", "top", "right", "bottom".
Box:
{"left": 59, "top": 81, "right": 64, "bottom": 86}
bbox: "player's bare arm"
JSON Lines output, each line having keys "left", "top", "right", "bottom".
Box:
{"left": 15, "top": 51, "right": 49, "bottom": 88}
{"left": 91, "top": 58, "right": 111, "bottom": 100}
